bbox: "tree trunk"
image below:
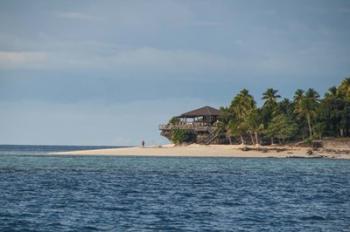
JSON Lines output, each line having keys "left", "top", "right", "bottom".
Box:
{"left": 254, "top": 132, "right": 259, "bottom": 146}
{"left": 249, "top": 132, "right": 255, "bottom": 145}
{"left": 228, "top": 135, "right": 232, "bottom": 145}
{"left": 307, "top": 113, "right": 313, "bottom": 138}
{"left": 271, "top": 137, "right": 274, "bottom": 145}
{"left": 240, "top": 135, "right": 245, "bottom": 145}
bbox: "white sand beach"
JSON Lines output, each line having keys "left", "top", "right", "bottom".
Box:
{"left": 52, "top": 144, "right": 350, "bottom": 159}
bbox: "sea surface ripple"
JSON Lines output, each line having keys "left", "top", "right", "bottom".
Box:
{"left": 0, "top": 145, "right": 349, "bottom": 231}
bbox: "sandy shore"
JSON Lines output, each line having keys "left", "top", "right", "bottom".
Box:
{"left": 51, "top": 144, "right": 350, "bottom": 159}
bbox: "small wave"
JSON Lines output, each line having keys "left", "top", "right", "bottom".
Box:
{"left": 300, "top": 215, "right": 326, "bottom": 221}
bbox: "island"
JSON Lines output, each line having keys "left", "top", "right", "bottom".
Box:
{"left": 53, "top": 77, "right": 350, "bottom": 159}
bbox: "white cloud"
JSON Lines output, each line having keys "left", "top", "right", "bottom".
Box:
{"left": 55, "top": 11, "right": 99, "bottom": 21}
{"left": 0, "top": 98, "right": 219, "bottom": 145}
{"left": 191, "top": 21, "right": 222, "bottom": 27}
{"left": 105, "top": 47, "right": 233, "bottom": 73}
{"left": 93, "top": 0, "right": 194, "bottom": 26}
{"left": 1, "top": 34, "right": 348, "bottom": 79}
{"left": 0, "top": 46, "right": 234, "bottom": 75}
{"left": 0, "top": 51, "right": 47, "bottom": 69}
{"left": 55, "top": 1, "right": 194, "bottom": 26}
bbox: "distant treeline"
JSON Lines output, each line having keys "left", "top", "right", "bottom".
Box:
{"left": 218, "top": 77, "right": 350, "bottom": 145}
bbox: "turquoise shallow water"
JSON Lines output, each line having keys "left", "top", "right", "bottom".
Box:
{"left": 0, "top": 145, "right": 350, "bottom": 231}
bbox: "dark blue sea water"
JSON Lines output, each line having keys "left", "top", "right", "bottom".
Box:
{"left": 0, "top": 145, "right": 349, "bottom": 231}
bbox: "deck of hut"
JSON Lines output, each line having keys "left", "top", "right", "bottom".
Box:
{"left": 159, "top": 106, "right": 227, "bottom": 144}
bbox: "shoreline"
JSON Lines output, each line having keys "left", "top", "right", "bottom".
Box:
{"left": 51, "top": 144, "right": 350, "bottom": 159}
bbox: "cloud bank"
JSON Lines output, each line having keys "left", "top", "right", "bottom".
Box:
{"left": 0, "top": 0, "right": 349, "bottom": 145}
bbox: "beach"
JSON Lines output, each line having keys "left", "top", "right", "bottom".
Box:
{"left": 52, "top": 144, "right": 350, "bottom": 159}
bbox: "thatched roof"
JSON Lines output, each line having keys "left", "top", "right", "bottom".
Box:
{"left": 179, "top": 106, "right": 221, "bottom": 118}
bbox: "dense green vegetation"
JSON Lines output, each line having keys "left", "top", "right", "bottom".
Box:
{"left": 219, "top": 78, "right": 350, "bottom": 145}
{"left": 170, "top": 128, "right": 193, "bottom": 144}
{"left": 168, "top": 117, "right": 193, "bottom": 144}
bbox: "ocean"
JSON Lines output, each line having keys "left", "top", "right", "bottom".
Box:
{"left": 0, "top": 145, "right": 349, "bottom": 231}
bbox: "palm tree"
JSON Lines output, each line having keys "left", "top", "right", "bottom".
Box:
{"left": 266, "top": 114, "right": 297, "bottom": 144}
{"left": 217, "top": 107, "right": 234, "bottom": 144}
{"left": 262, "top": 88, "right": 281, "bottom": 108}
{"left": 293, "top": 89, "right": 306, "bottom": 138}
{"left": 337, "top": 77, "right": 350, "bottom": 100}
{"left": 229, "top": 119, "right": 248, "bottom": 145}
{"left": 293, "top": 89, "right": 304, "bottom": 104}
{"left": 229, "top": 89, "right": 256, "bottom": 144}
{"left": 261, "top": 88, "right": 282, "bottom": 132}
{"left": 335, "top": 78, "right": 350, "bottom": 136}
{"left": 305, "top": 88, "right": 320, "bottom": 99}
{"left": 230, "top": 89, "right": 256, "bottom": 119}
{"left": 325, "top": 86, "right": 338, "bottom": 99}
{"left": 214, "top": 120, "right": 231, "bottom": 144}
{"left": 323, "top": 84, "right": 350, "bottom": 137}
{"left": 246, "top": 109, "right": 264, "bottom": 145}
{"left": 278, "top": 98, "right": 294, "bottom": 116}
{"left": 294, "top": 88, "right": 320, "bottom": 138}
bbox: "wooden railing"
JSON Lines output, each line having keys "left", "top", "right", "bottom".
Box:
{"left": 159, "top": 123, "right": 216, "bottom": 131}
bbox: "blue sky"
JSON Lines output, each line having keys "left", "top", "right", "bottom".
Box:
{"left": 0, "top": 0, "right": 350, "bottom": 145}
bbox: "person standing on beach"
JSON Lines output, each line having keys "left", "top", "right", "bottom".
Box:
{"left": 142, "top": 140, "right": 145, "bottom": 148}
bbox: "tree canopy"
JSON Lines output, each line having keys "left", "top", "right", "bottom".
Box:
{"left": 219, "top": 78, "right": 350, "bottom": 145}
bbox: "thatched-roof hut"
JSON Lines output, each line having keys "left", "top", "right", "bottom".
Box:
{"left": 159, "top": 106, "right": 226, "bottom": 144}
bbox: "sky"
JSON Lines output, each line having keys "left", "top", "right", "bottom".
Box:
{"left": 0, "top": 0, "right": 350, "bottom": 145}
